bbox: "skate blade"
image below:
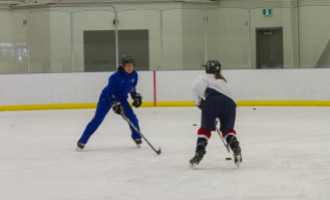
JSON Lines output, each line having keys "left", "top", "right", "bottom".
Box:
{"left": 190, "top": 163, "right": 198, "bottom": 169}
{"left": 234, "top": 154, "right": 242, "bottom": 168}
{"left": 75, "top": 147, "right": 84, "bottom": 152}
{"left": 136, "top": 144, "right": 141, "bottom": 148}
{"left": 189, "top": 160, "right": 200, "bottom": 168}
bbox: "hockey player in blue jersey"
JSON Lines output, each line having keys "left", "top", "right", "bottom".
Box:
{"left": 76, "top": 55, "right": 143, "bottom": 151}
{"left": 190, "top": 60, "right": 242, "bottom": 167}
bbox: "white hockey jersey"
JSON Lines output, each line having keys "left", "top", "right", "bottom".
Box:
{"left": 192, "top": 73, "right": 235, "bottom": 106}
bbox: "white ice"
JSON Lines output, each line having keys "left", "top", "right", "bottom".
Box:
{"left": 1, "top": 107, "right": 330, "bottom": 200}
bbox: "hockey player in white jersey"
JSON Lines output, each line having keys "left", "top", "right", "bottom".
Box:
{"left": 190, "top": 60, "right": 242, "bottom": 167}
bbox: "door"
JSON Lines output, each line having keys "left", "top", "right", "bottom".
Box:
{"left": 256, "top": 28, "right": 283, "bottom": 68}
{"left": 84, "top": 30, "right": 116, "bottom": 72}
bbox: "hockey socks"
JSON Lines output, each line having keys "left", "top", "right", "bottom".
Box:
{"left": 222, "top": 130, "right": 237, "bottom": 146}
{"left": 196, "top": 127, "right": 211, "bottom": 152}
{"left": 190, "top": 128, "right": 211, "bottom": 166}
{"left": 223, "top": 130, "right": 242, "bottom": 167}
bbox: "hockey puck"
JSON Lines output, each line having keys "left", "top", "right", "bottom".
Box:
{"left": 225, "top": 157, "right": 232, "bottom": 160}
{"left": 253, "top": 107, "right": 256, "bottom": 110}
{"left": 192, "top": 123, "right": 197, "bottom": 126}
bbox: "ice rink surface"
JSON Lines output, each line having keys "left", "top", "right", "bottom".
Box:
{"left": 1, "top": 107, "right": 330, "bottom": 200}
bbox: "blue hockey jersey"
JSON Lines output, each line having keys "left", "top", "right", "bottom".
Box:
{"left": 102, "top": 67, "right": 138, "bottom": 103}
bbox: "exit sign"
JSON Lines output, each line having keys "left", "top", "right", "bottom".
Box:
{"left": 263, "top": 9, "right": 272, "bottom": 16}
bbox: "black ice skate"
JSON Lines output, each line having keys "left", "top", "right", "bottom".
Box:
{"left": 189, "top": 149, "right": 206, "bottom": 166}
{"left": 230, "top": 141, "right": 242, "bottom": 168}
{"left": 134, "top": 139, "right": 142, "bottom": 148}
{"left": 76, "top": 142, "right": 85, "bottom": 152}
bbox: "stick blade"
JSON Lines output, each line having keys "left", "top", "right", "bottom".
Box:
{"left": 156, "top": 147, "right": 161, "bottom": 155}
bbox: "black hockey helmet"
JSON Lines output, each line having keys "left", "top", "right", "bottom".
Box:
{"left": 121, "top": 55, "right": 135, "bottom": 66}
{"left": 204, "top": 60, "right": 221, "bottom": 74}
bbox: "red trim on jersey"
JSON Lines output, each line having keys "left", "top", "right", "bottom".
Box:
{"left": 198, "top": 127, "right": 211, "bottom": 138}
{"left": 222, "top": 130, "right": 236, "bottom": 138}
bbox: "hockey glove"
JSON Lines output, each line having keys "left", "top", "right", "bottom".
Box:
{"left": 112, "top": 101, "right": 123, "bottom": 115}
{"left": 132, "top": 93, "right": 142, "bottom": 108}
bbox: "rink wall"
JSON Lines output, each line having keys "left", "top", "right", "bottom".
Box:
{"left": 1, "top": 68, "right": 330, "bottom": 111}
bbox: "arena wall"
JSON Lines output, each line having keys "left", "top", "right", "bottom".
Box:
{"left": 1, "top": 68, "right": 330, "bottom": 111}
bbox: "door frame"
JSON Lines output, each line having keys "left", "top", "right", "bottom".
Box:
{"left": 256, "top": 27, "right": 283, "bottom": 69}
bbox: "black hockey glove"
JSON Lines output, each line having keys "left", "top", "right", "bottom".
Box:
{"left": 132, "top": 93, "right": 142, "bottom": 108}
{"left": 112, "top": 101, "right": 123, "bottom": 115}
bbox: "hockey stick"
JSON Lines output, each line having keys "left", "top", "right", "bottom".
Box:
{"left": 215, "top": 126, "right": 230, "bottom": 153}
{"left": 215, "top": 120, "right": 241, "bottom": 167}
{"left": 216, "top": 126, "right": 242, "bottom": 167}
{"left": 121, "top": 114, "right": 161, "bottom": 155}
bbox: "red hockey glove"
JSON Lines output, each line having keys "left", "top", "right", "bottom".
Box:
{"left": 197, "top": 99, "right": 204, "bottom": 110}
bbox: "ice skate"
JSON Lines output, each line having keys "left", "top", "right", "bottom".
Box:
{"left": 134, "top": 139, "right": 142, "bottom": 148}
{"left": 189, "top": 149, "right": 206, "bottom": 167}
{"left": 76, "top": 142, "right": 85, "bottom": 152}
{"left": 230, "top": 140, "right": 242, "bottom": 168}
